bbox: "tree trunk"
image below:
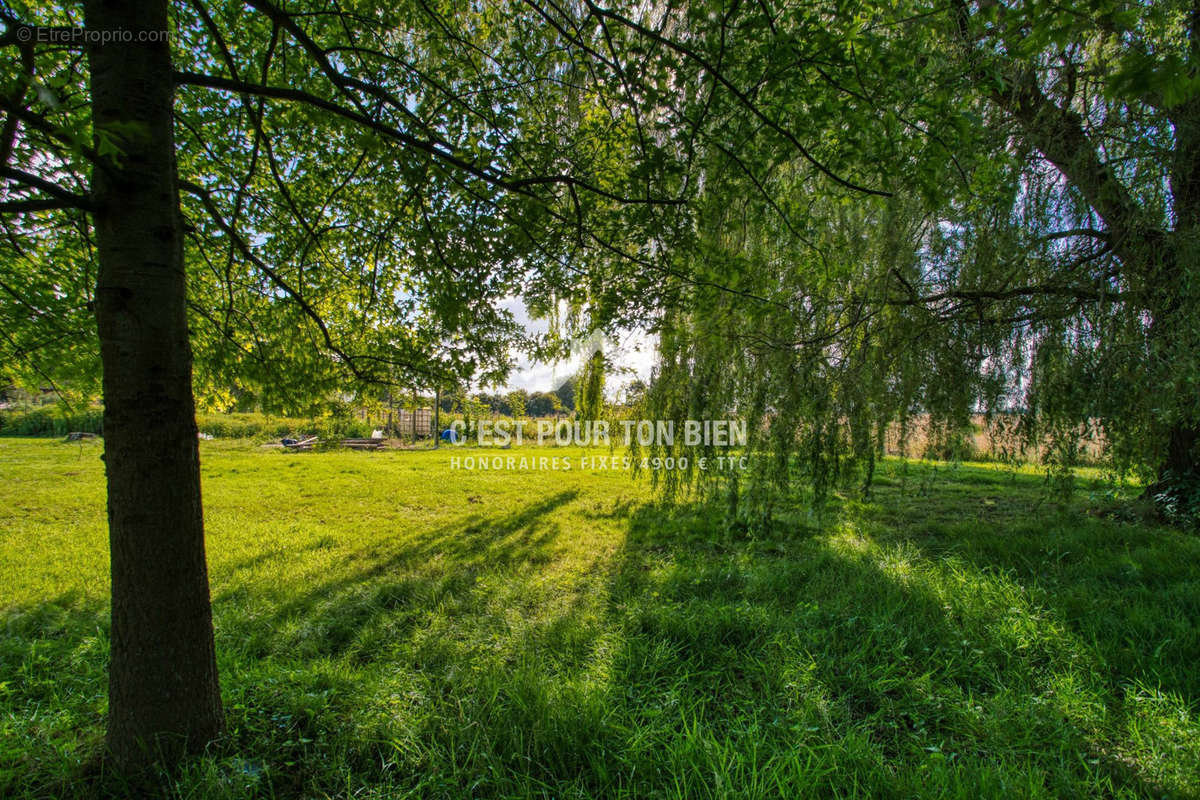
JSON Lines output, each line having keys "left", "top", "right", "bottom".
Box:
{"left": 85, "top": 0, "right": 224, "bottom": 769}
{"left": 1161, "top": 422, "right": 1200, "bottom": 485}
{"left": 1143, "top": 241, "right": 1199, "bottom": 494}
{"left": 1142, "top": 291, "right": 1200, "bottom": 497}
{"left": 1160, "top": 33, "right": 1200, "bottom": 496}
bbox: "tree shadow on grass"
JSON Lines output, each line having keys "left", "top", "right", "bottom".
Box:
{"left": 0, "top": 593, "right": 110, "bottom": 797}
{"left": 580, "top": 496, "right": 1192, "bottom": 798}
{"left": 5, "top": 473, "right": 1197, "bottom": 799}
{"left": 213, "top": 489, "right": 580, "bottom": 662}
{"left": 228, "top": 475, "right": 1193, "bottom": 798}
{"left": 857, "top": 461, "right": 1200, "bottom": 708}
{"left": 2, "top": 490, "right": 585, "bottom": 798}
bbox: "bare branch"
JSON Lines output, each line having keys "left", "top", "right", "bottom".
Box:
{"left": 1, "top": 166, "right": 95, "bottom": 211}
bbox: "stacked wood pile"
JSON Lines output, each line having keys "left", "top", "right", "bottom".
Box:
{"left": 340, "top": 438, "right": 383, "bottom": 450}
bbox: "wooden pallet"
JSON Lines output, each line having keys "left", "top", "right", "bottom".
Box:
{"left": 341, "top": 438, "right": 384, "bottom": 450}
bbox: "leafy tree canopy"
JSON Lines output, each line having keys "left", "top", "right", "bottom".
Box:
{"left": 534, "top": 0, "right": 1200, "bottom": 513}
{"left": 1, "top": 0, "right": 684, "bottom": 412}
{"left": 4, "top": 0, "right": 1198, "bottom": 510}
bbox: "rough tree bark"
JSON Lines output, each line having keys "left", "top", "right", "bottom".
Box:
{"left": 84, "top": 0, "right": 224, "bottom": 768}
{"left": 1160, "top": 19, "right": 1200, "bottom": 489}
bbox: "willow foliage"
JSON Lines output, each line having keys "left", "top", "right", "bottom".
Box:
{"left": 582, "top": 0, "right": 1200, "bottom": 516}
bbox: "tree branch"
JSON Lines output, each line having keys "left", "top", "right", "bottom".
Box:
{"left": 173, "top": 66, "right": 682, "bottom": 208}
{"left": 581, "top": 0, "right": 892, "bottom": 197}
{"left": 0, "top": 166, "right": 95, "bottom": 211}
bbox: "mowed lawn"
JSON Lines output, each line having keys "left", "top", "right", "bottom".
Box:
{"left": 2, "top": 439, "right": 1199, "bottom": 799}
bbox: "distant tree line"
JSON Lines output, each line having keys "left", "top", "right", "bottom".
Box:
{"left": 441, "top": 380, "right": 576, "bottom": 417}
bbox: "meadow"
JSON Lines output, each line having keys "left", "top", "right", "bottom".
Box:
{"left": 1, "top": 438, "right": 1198, "bottom": 798}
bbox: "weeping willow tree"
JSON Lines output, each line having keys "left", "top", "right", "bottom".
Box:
{"left": 538, "top": 0, "right": 1200, "bottom": 519}
{"left": 576, "top": 349, "right": 607, "bottom": 422}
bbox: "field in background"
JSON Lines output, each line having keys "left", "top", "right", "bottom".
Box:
{"left": 1, "top": 439, "right": 1198, "bottom": 798}
{"left": 881, "top": 414, "right": 1107, "bottom": 465}
{"left": 1, "top": 408, "right": 1110, "bottom": 466}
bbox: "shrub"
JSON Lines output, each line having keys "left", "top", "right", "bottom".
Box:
{"left": 0, "top": 408, "right": 104, "bottom": 436}
{"left": 1153, "top": 471, "right": 1200, "bottom": 530}
{"left": 0, "top": 409, "right": 377, "bottom": 441}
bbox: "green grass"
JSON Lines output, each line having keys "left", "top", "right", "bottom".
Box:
{"left": 1, "top": 439, "right": 1198, "bottom": 798}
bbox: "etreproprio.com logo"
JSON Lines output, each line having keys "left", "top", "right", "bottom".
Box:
{"left": 16, "top": 26, "right": 168, "bottom": 45}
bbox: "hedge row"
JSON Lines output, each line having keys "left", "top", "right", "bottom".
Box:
{"left": 193, "top": 412, "right": 380, "bottom": 440}
{"left": 0, "top": 408, "right": 105, "bottom": 436}
{"left": 0, "top": 409, "right": 380, "bottom": 440}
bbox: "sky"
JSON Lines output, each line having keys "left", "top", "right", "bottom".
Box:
{"left": 495, "top": 297, "right": 657, "bottom": 397}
